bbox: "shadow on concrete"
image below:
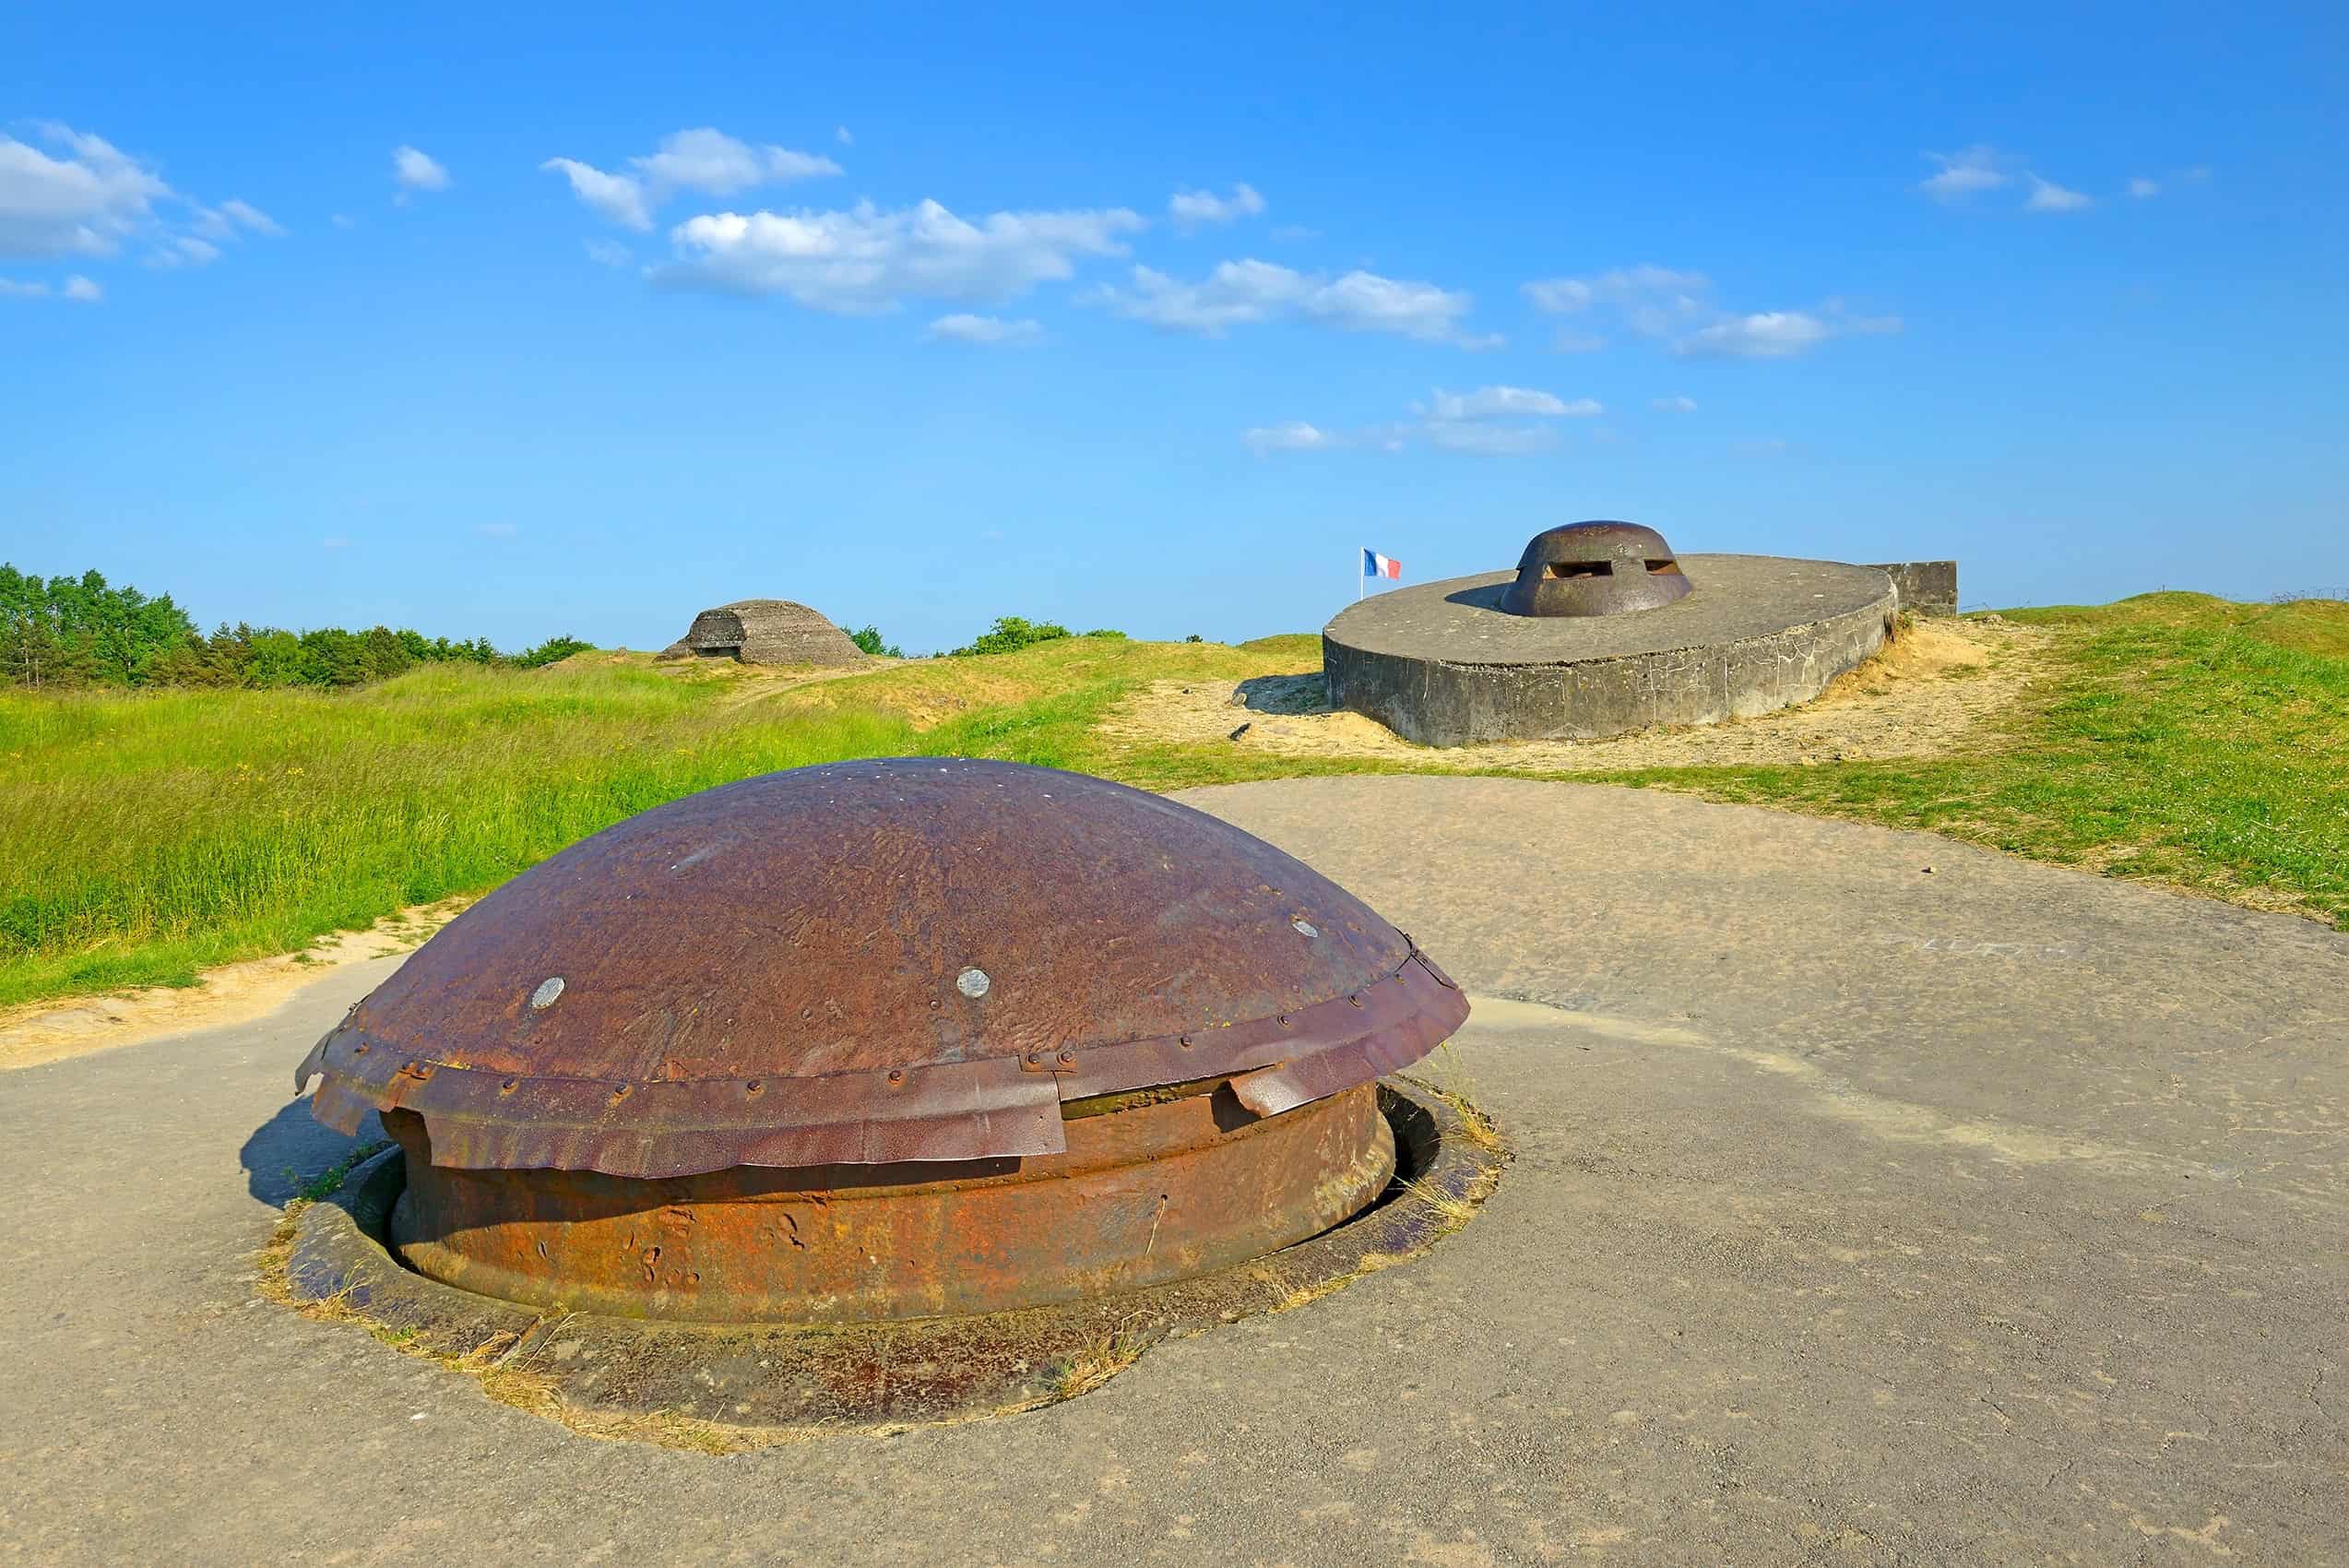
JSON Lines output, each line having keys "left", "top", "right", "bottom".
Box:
{"left": 239, "top": 1094, "right": 381, "bottom": 1205}
{"left": 1440, "top": 582, "right": 1512, "bottom": 612}
{"left": 1231, "top": 673, "right": 1332, "bottom": 715}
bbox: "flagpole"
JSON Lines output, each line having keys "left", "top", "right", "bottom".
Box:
{"left": 1357, "top": 550, "right": 1363, "bottom": 601}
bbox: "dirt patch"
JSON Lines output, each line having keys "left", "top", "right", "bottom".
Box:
{"left": 0, "top": 899, "right": 469, "bottom": 1072}
{"left": 1100, "top": 616, "right": 2053, "bottom": 772}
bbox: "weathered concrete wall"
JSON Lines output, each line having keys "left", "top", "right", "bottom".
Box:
{"left": 1868, "top": 561, "right": 1958, "bottom": 616}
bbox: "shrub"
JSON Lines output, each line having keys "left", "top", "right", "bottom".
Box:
{"left": 953, "top": 616, "right": 1074, "bottom": 658}
{"left": 841, "top": 624, "right": 907, "bottom": 659}
{"left": 516, "top": 635, "right": 596, "bottom": 670}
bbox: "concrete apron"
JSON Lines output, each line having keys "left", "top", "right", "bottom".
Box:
{"left": 2, "top": 775, "right": 2343, "bottom": 1567}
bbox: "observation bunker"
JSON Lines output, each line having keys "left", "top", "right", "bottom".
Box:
{"left": 293, "top": 758, "right": 1473, "bottom": 1327}
{"left": 1324, "top": 521, "right": 1906, "bottom": 747}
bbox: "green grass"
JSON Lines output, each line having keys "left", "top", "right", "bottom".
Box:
{"left": 1582, "top": 593, "right": 2349, "bottom": 926}
{"left": 0, "top": 639, "right": 1303, "bottom": 1008}
{"left": 4, "top": 593, "right": 2343, "bottom": 1011}
{"left": 286, "top": 1137, "right": 393, "bottom": 1207}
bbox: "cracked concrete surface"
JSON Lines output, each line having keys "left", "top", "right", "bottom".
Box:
{"left": 2, "top": 776, "right": 2343, "bottom": 1565}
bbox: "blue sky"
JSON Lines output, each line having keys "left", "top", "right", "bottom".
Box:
{"left": 5, "top": 4, "right": 2343, "bottom": 653}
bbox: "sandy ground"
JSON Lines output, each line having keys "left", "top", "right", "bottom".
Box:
{"left": 1100, "top": 615, "right": 2052, "bottom": 770}
{"left": 0, "top": 899, "right": 468, "bottom": 1072}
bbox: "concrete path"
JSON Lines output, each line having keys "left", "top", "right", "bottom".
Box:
{"left": 3, "top": 777, "right": 2343, "bottom": 1566}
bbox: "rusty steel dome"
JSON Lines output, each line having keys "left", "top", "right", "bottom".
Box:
{"left": 1500, "top": 520, "right": 1694, "bottom": 618}
{"left": 294, "top": 758, "right": 1469, "bottom": 1322}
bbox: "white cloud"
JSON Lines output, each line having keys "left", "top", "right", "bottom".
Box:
{"left": 1524, "top": 266, "right": 1715, "bottom": 344}
{"left": 1096, "top": 259, "right": 1295, "bottom": 333}
{"left": 1254, "top": 384, "right": 1595, "bottom": 459}
{"left": 0, "top": 125, "right": 267, "bottom": 281}
{"left": 186, "top": 198, "right": 282, "bottom": 242}
{"left": 393, "top": 146, "right": 450, "bottom": 193}
{"left": 1241, "top": 421, "right": 1340, "bottom": 455}
{"left": 189, "top": 196, "right": 284, "bottom": 246}
{"left": 2024, "top": 174, "right": 2093, "bottom": 212}
{"left": 584, "top": 238, "right": 633, "bottom": 267}
{"left": 1425, "top": 421, "right": 1556, "bottom": 456}
{"left": 151, "top": 234, "right": 221, "bottom": 267}
{"left": 1675, "top": 310, "right": 1831, "bottom": 359}
{"left": 1271, "top": 223, "right": 1319, "bottom": 243}
{"left": 331, "top": 213, "right": 355, "bottom": 230}
{"left": 219, "top": 197, "right": 282, "bottom": 236}
{"left": 478, "top": 522, "right": 518, "bottom": 538}
{"left": 4, "top": 271, "right": 104, "bottom": 302}
{"left": 635, "top": 127, "right": 839, "bottom": 196}
{"left": 1090, "top": 258, "right": 1488, "bottom": 345}
{"left": 2128, "top": 176, "right": 2161, "bottom": 199}
{"left": 927, "top": 312, "right": 1044, "bottom": 346}
{"left": 547, "top": 129, "right": 848, "bottom": 233}
{"left": 543, "top": 157, "right": 652, "bottom": 230}
{"left": 321, "top": 535, "right": 354, "bottom": 550}
{"left": 1529, "top": 265, "right": 1896, "bottom": 361}
{"left": 1316, "top": 269, "right": 1496, "bottom": 346}
{"left": 1654, "top": 395, "right": 1697, "bottom": 412}
{"left": 1920, "top": 145, "right": 2009, "bottom": 200}
{"left": 1524, "top": 278, "right": 1593, "bottom": 313}
{"left": 1414, "top": 384, "right": 1595, "bottom": 454}
{"left": 1169, "top": 183, "right": 1265, "bottom": 229}
{"left": 0, "top": 124, "right": 171, "bottom": 258}
{"left": 1425, "top": 386, "right": 1599, "bottom": 419}
{"left": 1923, "top": 146, "right": 2111, "bottom": 212}
{"left": 835, "top": 125, "right": 853, "bottom": 147}
{"left": 662, "top": 198, "right": 1145, "bottom": 312}
{"left": 1524, "top": 265, "right": 1709, "bottom": 315}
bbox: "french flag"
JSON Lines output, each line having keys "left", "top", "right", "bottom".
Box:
{"left": 1363, "top": 549, "right": 1402, "bottom": 580}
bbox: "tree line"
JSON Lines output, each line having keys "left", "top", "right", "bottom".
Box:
{"left": 0, "top": 565, "right": 592, "bottom": 690}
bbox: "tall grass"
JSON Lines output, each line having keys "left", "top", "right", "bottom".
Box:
{"left": 0, "top": 636, "right": 1307, "bottom": 1009}
{"left": 0, "top": 663, "right": 919, "bottom": 1004}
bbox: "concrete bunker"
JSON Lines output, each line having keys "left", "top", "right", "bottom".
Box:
{"left": 656, "top": 599, "right": 870, "bottom": 668}
{"left": 1324, "top": 520, "right": 1919, "bottom": 746}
